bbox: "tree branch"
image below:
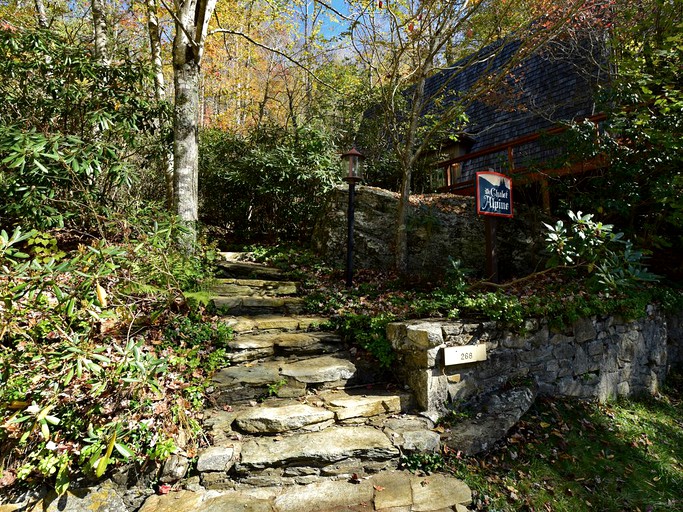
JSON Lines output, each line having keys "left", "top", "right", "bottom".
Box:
{"left": 159, "top": 0, "right": 199, "bottom": 49}
{"left": 208, "top": 27, "right": 335, "bottom": 90}
{"left": 312, "top": 0, "right": 353, "bottom": 22}
{"left": 472, "top": 265, "right": 582, "bottom": 290}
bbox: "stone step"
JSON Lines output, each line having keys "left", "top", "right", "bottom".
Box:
{"left": 226, "top": 331, "right": 344, "bottom": 363}
{"left": 217, "top": 257, "right": 287, "bottom": 281}
{"left": 224, "top": 390, "right": 414, "bottom": 435}
{"left": 200, "top": 401, "right": 442, "bottom": 489}
{"left": 280, "top": 355, "right": 357, "bottom": 384}
{"left": 139, "top": 471, "right": 472, "bottom": 512}
{"left": 225, "top": 315, "right": 330, "bottom": 334}
{"left": 205, "top": 406, "right": 435, "bottom": 446}
{"left": 212, "top": 295, "right": 305, "bottom": 315}
{"left": 235, "top": 403, "right": 336, "bottom": 434}
{"left": 320, "top": 390, "right": 410, "bottom": 423}
{"left": 234, "top": 426, "right": 400, "bottom": 482}
{"left": 210, "top": 278, "right": 299, "bottom": 297}
{"left": 210, "top": 355, "right": 359, "bottom": 405}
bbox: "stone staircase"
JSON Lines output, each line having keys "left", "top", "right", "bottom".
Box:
{"left": 185, "top": 252, "right": 473, "bottom": 511}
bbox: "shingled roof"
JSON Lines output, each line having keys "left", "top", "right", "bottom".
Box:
{"left": 426, "top": 37, "right": 606, "bottom": 182}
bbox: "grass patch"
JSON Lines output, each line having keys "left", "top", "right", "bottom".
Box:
{"left": 445, "top": 374, "right": 683, "bottom": 511}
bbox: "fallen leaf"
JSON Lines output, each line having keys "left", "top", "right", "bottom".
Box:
{"left": 373, "top": 485, "right": 385, "bottom": 491}
{"left": 0, "top": 470, "right": 16, "bottom": 488}
{"left": 158, "top": 484, "right": 172, "bottom": 495}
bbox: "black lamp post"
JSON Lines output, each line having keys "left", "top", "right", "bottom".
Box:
{"left": 341, "top": 147, "right": 364, "bottom": 287}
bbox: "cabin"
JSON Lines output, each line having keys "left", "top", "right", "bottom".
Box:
{"left": 427, "top": 37, "right": 608, "bottom": 211}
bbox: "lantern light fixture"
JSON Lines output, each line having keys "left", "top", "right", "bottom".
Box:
{"left": 341, "top": 147, "right": 364, "bottom": 183}
{"left": 341, "top": 146, "right": 364, "bottom": 287}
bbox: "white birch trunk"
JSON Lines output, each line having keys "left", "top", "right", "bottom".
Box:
{"left": 173, "top": 60, "right": 199, "bottom": 226}
{"left": 92, "top": 0, "right": 110, "bottom": 65}
{"left": 35, "top": 0, "right": 48, "bottom": 28}
{"left": 171, "top": 0, "right": 216, "bottom": 247}
{"left": 147, "top": 0, "right": 165, "bottom": 101}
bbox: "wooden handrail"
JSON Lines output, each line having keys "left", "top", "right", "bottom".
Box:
{"left": 438, "top": 155, "right": 608, "bottom": 195}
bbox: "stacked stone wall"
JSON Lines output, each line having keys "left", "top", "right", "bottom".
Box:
{"left": 312, "top": 185, "right": 545, "bottom": 278}
{"left": 387, "top": 308, "right": 683, "bottom": 416}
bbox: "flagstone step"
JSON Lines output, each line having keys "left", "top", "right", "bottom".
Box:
{"left": 217, "top": 258, "right": 288, "bottom": 281}
{"left": 210, "top": 354, "right": 360, "bottom": 404}
{"left": 219, "top": 251, "right": 253, "bottom": 262}
{"left": 320, "top": 390, "right": 411, "bottom": 422}
{"left": 211, "top": 278, "right": 299, "bottom": 297}
{"left": 233, "top": 426, "right": 400, "bottom": 481}
{"left": 139, "top": 471, "right": 472, "bottom": 512}
{"left": 212, "top": 295, "right": 305, "bottom": 315}
{"left": 212, "top": 353, "right": 366, "bottom": 405}
{"left": 226, "top": 331, "right": 344, "bottom": 363}
{"left": 200, "top": 404, "right": 443, "bottom": 488}
{"left": 220, "top": 390, "right": 414, "bottom": 435}
{"left": 225, "top": 315, "right": 331, "bottom": 334}
{"left": 235, "top": 403, "right": 336, "bottom": 434}
{"left": 280, "top": 355, "right": 357, "bottom": 383}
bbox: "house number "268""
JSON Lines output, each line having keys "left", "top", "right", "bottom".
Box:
{"left": 443, "top": 344, "right": 487, "bottom": 366}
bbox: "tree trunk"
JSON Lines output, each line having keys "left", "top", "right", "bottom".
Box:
{"left": 146, "top": 0, "right": 174, "bottom": 210}
{"left": 173, "top": 59, "right": 200, "bottom": 232}
{"left": 395, "top": 160, "right": 412, "bottom": 273}
{"left": 35, "top": 0, "right": 48, "bottom": 28}
{"left": 92, "top": 0, "right": 110, "bottom": 65}
{"left": 394, "top": 67, "right": 429, "bottom": 273}
{"left": 147, "top": 0, "right": 165, "bottom": 101}
{"left": 170, "top": 0, "right": 216, "bottom": 247}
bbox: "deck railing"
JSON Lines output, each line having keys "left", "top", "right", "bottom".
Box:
{"left": 436, "top": 113, "right": 608, "bottom": 197}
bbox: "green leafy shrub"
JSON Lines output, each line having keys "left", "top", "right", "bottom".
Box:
{"left": 460, "top": 292, "right": 525, "bottom": 326}
{"left": 544, "top": 211, "right": 659, "bottom": 291}
{"left": 333, "top": 312, "right": 396, "bottom": 368}
{"left": 545, "top": 23, "right": 683, "bottom": 276}
{"left": 0, "top": 221, "right": 226, "bottom": 493}
{"left": 0, "top": 25, "right": 168, "bottom": 232}
{"left": 399, "top": 452, "right": 446, "bottom": 474}
{"left": 199, "top": 125, "right": 340, "bottom": 243}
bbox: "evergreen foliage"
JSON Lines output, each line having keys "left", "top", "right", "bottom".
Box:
{"left": 199, "top": 125, "right": 341, "bottom": 243}
{"left": 0, "top": 25, "right": 169, "bottom": 232}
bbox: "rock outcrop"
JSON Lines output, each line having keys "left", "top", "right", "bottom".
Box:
{"left": 312, "top": 185, "right": 545, "bottom": 278}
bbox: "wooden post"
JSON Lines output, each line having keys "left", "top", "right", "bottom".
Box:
{"left": 507, "top": 146, "right": 515, "bottom": 172}
{"left": 540, "top": 178, "right": 551, "bottom": 214}
{"left": 485, "top": 216, "right": 498, "bottom": 283}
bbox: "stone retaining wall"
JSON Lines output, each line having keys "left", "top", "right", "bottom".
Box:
{"left": 387, "top": 308, "right": 683, "bottom": 416}
{"left": 312, "top": 185, "right": 546, "bottom": 278}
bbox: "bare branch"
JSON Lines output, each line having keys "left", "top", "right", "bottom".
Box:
{"left": 159, "top": 0, "right": 199, "bottom": 48}
{"left": 312, "top": 0, "right": 354, "bottom": 22}
{"left": 208, "top": 27, "right": 335, "bottom": 90}
{"left": 472, "top": 265, "right": 582, "bottom": 290}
